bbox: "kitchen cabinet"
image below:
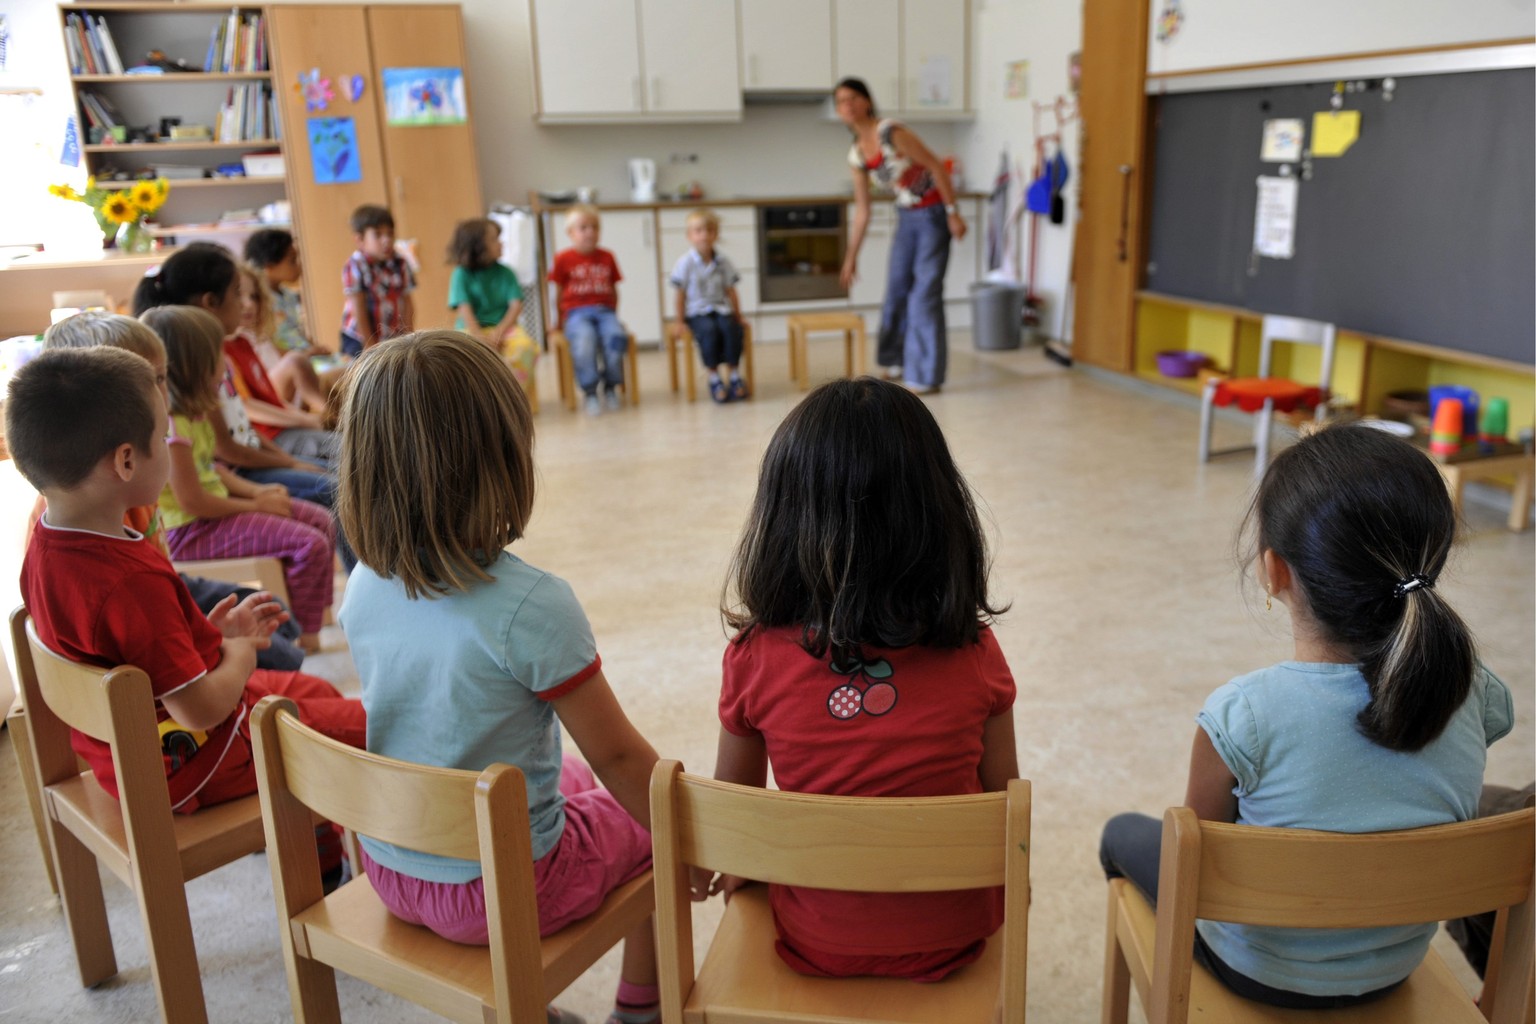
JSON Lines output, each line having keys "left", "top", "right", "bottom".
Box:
{"left": 847, "top": 203, "right": 893, "bottom": 308}
{"left": 902, "top": 0, "right": 968, "bottom": 115}
{"left": 833, "top": 0, "right": 900, "bottom": 110}
{"left": 532, "top": 0, "right": 740, "bottom": 121}
{"left": 739, "top": 0, "right": 833, "bottom": 91}
{"left": 602, "top": 211, "right": 664, "bottom": 344}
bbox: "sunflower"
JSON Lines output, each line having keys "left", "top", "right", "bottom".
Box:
{"left": 152, "top": 177, "right": 169, "bottom": 200}
{"left": 101, "top": 193, "right": 140, "bottom": 225}
{"left": 129, "top": 181, "right": 160, "bottom": 213}
{"left": 48, "top": 183, "right": 81, "bottom": 201}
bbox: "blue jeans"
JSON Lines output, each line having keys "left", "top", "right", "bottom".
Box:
{"left": 879, "top": 204, "right": 951, "bottom": 388}
{"left": 687, "top": 312, "right": 743, "bottom": 369}
{"left": 564, "top": 305, "right": 628, "bottom": 395}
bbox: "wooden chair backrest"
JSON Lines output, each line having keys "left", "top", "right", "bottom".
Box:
{"left": 653, "top": 766, "right": 1028, "bottom": 892}
{"left": 251, "top": 696, "right": 546, "bottom": 1022}
{"left": 1258, "top": 313, "right": 1337, "bottom": 386}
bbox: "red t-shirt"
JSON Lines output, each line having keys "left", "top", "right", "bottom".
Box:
{"left": 549, "top": 247, "right": 622, "bottom": 318}
{"left": 224, "top": 331, "right": 287, "bottom": 440}
{"left": 719, "top": 625, "right": 1016, "bottom": 957}
{"left": 21, "top": 519, "right": 245, "bottom": 811}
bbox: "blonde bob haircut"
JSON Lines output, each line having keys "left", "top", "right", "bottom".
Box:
{"left": 685, "top": 207, "right": 719, "bottom": 232}
{"left": 339, "top": 330, "right": 535, "bottom": 599}
{"left": 44, "top": 310, "right": 166, "bottom": 363}
{"left": 565, "top": 203, "right": 600, "bottom": 230}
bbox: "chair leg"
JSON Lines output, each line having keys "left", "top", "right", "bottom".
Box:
{"left": 557, "top": 338, "right": 577, "bottom": 412}
{"left": 1254, "top": 399, "right": 1274, "bottom": 474}
{"left": 743, "top": 327, "right": 755, "bottom": 398}
{"left": 685, "top": 344, "right": 697, "bottom": 402}
{"left": 1198, "top": 381, "right": 1216, "bottom": 463}
{"left": 52, "top": 822, "right": 118, "bottom": 987}
{"left": 1101, "top": 882, "right": 1133, "bottom": 1024}
{"left": 787, "top": 324, "right": 799, "bottom": 385}
{"left": 7, "top": 707, "right": 57, "bottom": 893}
{"left": 853, "top": 324, "right": 868, "bottom": 375}
{"left": 667, "top": 334, "right": 680, "bottom": 393}
{"left": 626, "top": 335, "right": 639, "bottom": 406}
{"left": 133, "top": 858, "right": 208, "bottom": 1023}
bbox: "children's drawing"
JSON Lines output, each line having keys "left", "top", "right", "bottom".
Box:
{"left": 347, "top": 74, "right": 365, "bottom": 102}
{"left": 381, "top": 67, "right": 467, "bottom": 126}
{"left": 307, "top": 116, "right": 361, "bottom": 185}
{"left": 1156, "top": 0, "right": 1184, "bottom": 43}
{"left": 297, "top": 68, "right": 333, "bottom": 113}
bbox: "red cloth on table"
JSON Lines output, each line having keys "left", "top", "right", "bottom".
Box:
{"left": 1212, "top": 377, "right": 1328, "bottom": 414}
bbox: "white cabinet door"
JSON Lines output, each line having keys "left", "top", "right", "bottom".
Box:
{"left": 603, "top": 211, "right": 664, "bottom": 344}
{"left": 901, "top": 0, "right": 966, "bottom": 114}
{"left": 848, "top": 203, "right": 893, "bottom": 308}
{"left": 533, "top": 0, "right": 642, "bottom": 116}
{"left": 833, "top": 0, "right": 899, "bottom": 111}
{"left": 740, "top": 0, "right": 832, "bottom": 91}
{"left": 944, "top": 199, "right": 978, "bottom": 302}
{"left": 640, "top": 0, "right": 740, "bottom": 115}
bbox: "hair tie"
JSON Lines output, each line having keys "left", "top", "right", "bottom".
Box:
{"left": 1393, "top": 574, "right": 1435, "bottom": 598}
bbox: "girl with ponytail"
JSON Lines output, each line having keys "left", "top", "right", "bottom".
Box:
{"left": 1099, "top": 422, "right": 1513, "bottom": 1008}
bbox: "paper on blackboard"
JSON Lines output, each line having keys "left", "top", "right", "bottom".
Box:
{"left": 1260, "top": 118, "right": 1304, "bottom": 162}
{"left": 1253, "top": 175, "right": 1298, "bottom": 259}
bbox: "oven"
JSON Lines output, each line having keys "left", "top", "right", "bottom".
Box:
{"left": 757, "top": 203, "right": 848, "bottom": 303}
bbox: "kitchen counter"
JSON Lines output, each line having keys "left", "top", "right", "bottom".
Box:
{"left": 528, "top": 191, "right": 991, "bottom": 213}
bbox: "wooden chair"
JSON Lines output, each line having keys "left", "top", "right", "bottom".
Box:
{"left": 549, "top": 328, "right": 640, "bottom": 411}
{"left": 1198, "top": 314, "right": 1336, "bottom": 473}
{"left": 665, "top": 320, "right": 756, "bottom": 402}
{"left": 1102, "top": 806, "right": 1536, "bottom": 1024}
{"left": 786, "top": 311, "right": 868, "bottom": 391}
{"left": 251, "top": 695, "right": 655, "bottom": 1023}
{"left": 173, "top": 555, "right": 292, "bottom": 608}
{"left": 650, "top": 760, "right": 1030, "bottom": 1024}
{"left": 10, "top": 606, "right": 268, "bottom": 1024}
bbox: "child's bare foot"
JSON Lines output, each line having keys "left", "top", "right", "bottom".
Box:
{"left": 299, "top": 632, "right": 322, "bottom": 653}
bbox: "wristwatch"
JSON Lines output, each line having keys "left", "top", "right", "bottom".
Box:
{"left": 944, "top": 203, "right": 959, "bottom": 215}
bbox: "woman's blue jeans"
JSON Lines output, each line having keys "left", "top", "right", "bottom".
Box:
{"left": 878, "top": 204, "right": 951, "bottom": 388}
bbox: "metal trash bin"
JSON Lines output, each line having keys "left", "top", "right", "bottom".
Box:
{"left": 970, "top": 283, "right": 1026, "bottom": 351}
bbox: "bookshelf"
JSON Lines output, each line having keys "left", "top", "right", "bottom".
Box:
{"left": 58, "top": 4, "right": 286, "bottom": 244}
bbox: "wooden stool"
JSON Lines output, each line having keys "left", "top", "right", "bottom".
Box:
{"left": 550, "top": 329, "right": 639, "bottom": 411}
{"left": 666, "top": 320, "right": 756, "bottom": 401}
{"left": 786, "top": 312, "right": 867, "bottom": 391}
{"left": 1433, "top": 447, "right": 1534, "bottom": 531}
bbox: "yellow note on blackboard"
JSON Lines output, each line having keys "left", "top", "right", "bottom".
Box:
{"left": 1312, "top": 110, "right": 1360, "bottom": 157}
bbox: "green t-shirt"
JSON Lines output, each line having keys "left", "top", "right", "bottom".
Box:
{"left": 448, "top": 262, "right": 522, "bottom": 329}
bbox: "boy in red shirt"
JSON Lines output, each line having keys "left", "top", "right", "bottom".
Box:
{"left": 548, "top": 204, "right": 630, "bottom": 415}
{"left": 7, "top": 347, "right": 364, "bottom": 818}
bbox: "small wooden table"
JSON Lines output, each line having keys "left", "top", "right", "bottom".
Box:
{"left": 1429, "top": 442, "right": 1534, "bottom": 532}
{"left": 786, "top": 312, "right": 867, "bottom": 391}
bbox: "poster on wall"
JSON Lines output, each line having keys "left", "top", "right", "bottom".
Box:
{"left": 1253, "top": 175, "right": 1298, "bottom": 259}
{"left": 1004, "top": 60, "right": 1029, "bottom": 100}
{"left": 1260, "top": 119, "right": 1304, "bottom": 162}
{"left": 381, "top": 67, "right": 467, "bottom": 126}
{"left": 307, "top": 116, "right": 361, "bottom": 185}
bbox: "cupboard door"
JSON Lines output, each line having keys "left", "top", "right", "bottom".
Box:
{"left": 366, "top": 5, "right": 484, "bottom": 331}
{"left": 532, "top": 0, "right": 642, "bottom": 116}
{"left": 833, "top": 0, "right": 899, "bottom": 110}
{"left": 901, "top": 0, "right": 966, "bottom": 114}
{"left": 739, "top": 0, "right": 832, "bottom": 91}
{"left": 602, "top": 211, "right": 663, "bottom": 344}
{"left": 640, "top": 0, "right": 741, "bottom": 115}
{"left": 267, "top": 5, "right": 390, "bottom": 349}
{"left": 848, "top": 202, "right": 893, "bottom": 308}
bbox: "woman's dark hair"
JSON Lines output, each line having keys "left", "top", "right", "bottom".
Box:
{"left": 1245, "top": 423, "right": 1476, "bottom": 752}
{"left": 834, "top": 77, "right": 877, "bottom": 117}
{"left": 132, "top": 242, "right": 237, "bottom": 316}
{"left": 447, "top": 217, "right": 498, "bottom": 269}
{"left": 243, "top": 228, "right": 295, "bottom": 268}
{"left": 724, "top": 377, "right": 1005, "bottom": 665}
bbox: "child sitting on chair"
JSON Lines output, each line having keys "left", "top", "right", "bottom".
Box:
{"left": 7, "top": 347, "right": 365, "bottom": 819}
{"left": 447, "top": 217, "right": 537, "bottom": 396}
{"left": 669, "top": 208, "right": 748, "bottom": 403}
{"left": 549, "top": 204, "right": 629, "bottom": 416}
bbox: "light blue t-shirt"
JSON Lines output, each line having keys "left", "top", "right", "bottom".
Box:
{"left": 338, "top": 552, "right": 601, "bottom": 883}
{"left": 1195, "top": 661, "right": 1513, "bottom": 996}
{"left": 669, "top": 247, "right": 739, "bottom": 317}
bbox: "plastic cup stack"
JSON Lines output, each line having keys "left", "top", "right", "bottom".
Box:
{"left": 1480, "top": 397, "right": 1510, "bottom": 452}
{"left": 1430, "top": 398, "right": 1464, "bottom": 456}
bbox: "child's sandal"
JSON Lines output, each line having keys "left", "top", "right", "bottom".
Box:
{"left": 709, "top": 378, "right": 730, "bottom": 403}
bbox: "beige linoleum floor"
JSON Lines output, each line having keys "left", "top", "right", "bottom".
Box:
{"left": 1, "top": 339, "right": 1531, "bottom": 1022}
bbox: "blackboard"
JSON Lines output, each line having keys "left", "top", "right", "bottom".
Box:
{"left": 1145, "top": 69, "right": 1534, "bottom": 365}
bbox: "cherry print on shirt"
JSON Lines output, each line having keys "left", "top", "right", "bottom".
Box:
{"left": 825, "top": 655, "right": 897, "bottom": 721}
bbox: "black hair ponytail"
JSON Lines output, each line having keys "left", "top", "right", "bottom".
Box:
{"left": 132, "top": 242, "right": 237, "bottom": 316}
{"left": 1245, "top": 423, "right": 1476, "bottom": 752}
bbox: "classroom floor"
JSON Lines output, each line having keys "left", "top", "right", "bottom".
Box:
{"left": 2, "top": 339, "right": 1531, "bottom": 1023}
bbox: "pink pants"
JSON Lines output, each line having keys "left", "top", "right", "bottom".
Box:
{"left": 362, "top": 756, "right": 652, "bottom": 945}
{"left": 165, "top": 499, "right": 335, "bottom": 633}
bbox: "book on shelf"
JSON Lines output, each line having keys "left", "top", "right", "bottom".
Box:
{"left": 76, "top": 90, "right": 124, "bottom": 129}
{"left": 215, "top": 82, "right": 275, "bottom": 142}
{"left": 205, "top": 10, "right": 268, "bottom": 73}
{"left": 64, "top": 13, "right": 122, "bottom": 76}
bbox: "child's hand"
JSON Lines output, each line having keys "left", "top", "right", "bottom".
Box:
{"left": 207, "top": 590, "right": 289, "bottom": 641}
{"left": 689, "top": 868, "right": 751, "bottom": 903}
{"left": 670, "top": 322, "right": 686, "bottom": 342}
{"left": 220, "top": 635, "right": 265, "bottom": 673}
{"left": 254, "top": 489, "right": 292, "bottom": 517}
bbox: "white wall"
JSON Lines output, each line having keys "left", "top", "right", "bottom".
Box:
{"left": 1146, "top": 0, "right": 1536, "bottom": 76}
{"left": 957, "top": 0, "right": 1082, "bottom": 341}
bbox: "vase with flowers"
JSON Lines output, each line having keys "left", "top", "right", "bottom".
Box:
{"left": 48, "top": 177, "right": 169, "bottom": 254}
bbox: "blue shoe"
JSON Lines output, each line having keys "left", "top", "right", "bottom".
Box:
{"left": 728, "top": 375, "right": 749, "bottom": 401}
{"left": 709, "top": 377, "right": 729, "bottom": 403}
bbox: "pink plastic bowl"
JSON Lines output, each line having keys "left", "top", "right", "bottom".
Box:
{"left": 1155, "top": 350, "right": 1207, "bottom": 378}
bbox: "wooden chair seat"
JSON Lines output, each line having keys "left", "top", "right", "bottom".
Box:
{"left": 665, "top": 320, "right": 756, "bottom": 402}
{"left": 549, "top": 329, "right": 640, "bottom": 410}
{"left": 786, "top": 312, "right": 868, "bottom": 391}
{"left": 1111, "top": 879, "right": 1481, "bottom": 1024}
{"left": 682, "top": 884, "right": 1006, "bottom": 1024}
{"left": 173, "top": 556, "right": 291, "bottom": 609}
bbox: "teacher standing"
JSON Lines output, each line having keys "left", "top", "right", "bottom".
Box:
{"left": 836, "top": 77, "right": 966, "bottom": 395}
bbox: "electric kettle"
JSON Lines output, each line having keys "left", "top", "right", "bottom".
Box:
{"left": 628, "top": 158, "right": 657, "bottom": 202}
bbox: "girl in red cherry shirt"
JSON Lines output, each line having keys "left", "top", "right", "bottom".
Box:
{"left": 701, "top": 377, "right": 1020, "bottom": 981}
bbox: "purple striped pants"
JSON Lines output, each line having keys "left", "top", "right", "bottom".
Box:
{"left": 165, "top": 499, "right": 335, "bottom": 633}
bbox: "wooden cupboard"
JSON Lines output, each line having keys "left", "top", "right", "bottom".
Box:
{"left": 267, "top": 3, "right": 483, "bottom": 348}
